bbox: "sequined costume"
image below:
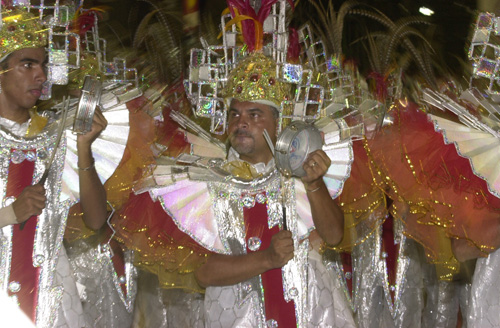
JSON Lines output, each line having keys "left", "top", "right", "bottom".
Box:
{"left": 115, "top": 0, "right": 367, "bottom": 326}
{"left": 128, "top": 95, "right": 360, "bottom": 326}
{"left": 62, "top": 96, "right": 163, "bottom": 328}
{"left": 0, "top": 2, "right": 140, "bottom": 327}
{"left": 145, "top": 152, "right": 356, "bottom": 327}
{"left": 120, "top": 80, "right": 359, "bottom": 327}
{"left": 49, "top": 3, "right": 146, "bottom": 326}
{"left": 468, "top": 249, "right": 500, "bottom": 327}
{"left": 365, "top": 100, "right": 500, "bottom": 276}
{"left": 332, "top": 138, "right": 467, "bottom": 328}
{"left": 361, "top": 17, "right": 500, "bottom": 328}
{"left": 343, "top": 98, "right": 500, "bottom": 327}
{"left": 420, "top": 12, "right": 500, "bottom": 326}
{"left": 418, "top": 91, "right": 500, "bottom": 327}
{"left": 0, "top": 113, "right": 86, "bottom": 327}
{"left": 0, "top": 4, "right": 91, "bottom": 326}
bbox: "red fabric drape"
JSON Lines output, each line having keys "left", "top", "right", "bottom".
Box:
{"left": 244, "top": 199, "right": 296, "bottom": 326}
{"left": 6, "top": 150, "right": 40, "bottom": 322}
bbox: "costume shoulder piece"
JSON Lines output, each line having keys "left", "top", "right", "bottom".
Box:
{"left": 420, "top": 12, "right": 500, "bottom": 198}
{"left": 135, "top": 113, "right": 354, "bottom": 253}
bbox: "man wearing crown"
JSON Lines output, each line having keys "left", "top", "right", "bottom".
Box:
{"left": 123, "top": 50, "right": 357, "bottom": 326}
{"left": 0, "top": 7, "right": 108, "bottom": 327}
{"left": 197, "top": 54, "right": 349, "bottom": 327}
{"left": 109, "top": 0, "right": 358, "bottom": 325}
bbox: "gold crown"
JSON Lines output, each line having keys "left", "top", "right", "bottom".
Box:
{"left": 0, "top": 8, "right": 47, "bottom": 58}
{"left": 223, "top": 52, "right": 290, "bottom": 108}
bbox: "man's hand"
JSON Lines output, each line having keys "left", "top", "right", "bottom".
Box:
{"left": 264, "top": 230, "right": 294, "bottom": 269}
{"left": 12, "top": 184, "right": 46, "bottom": 223}
{"left": 76, "top": 108, "right": 108, "bottom": 150}
{"left": 301, "top": 149, "right": 331, "bottom": 191}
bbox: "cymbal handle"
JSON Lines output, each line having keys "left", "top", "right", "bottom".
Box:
{"left": 282, "top": 205, "right": 287, "bottom": 231}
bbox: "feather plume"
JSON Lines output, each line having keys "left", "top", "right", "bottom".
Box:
{"left": 226, "top": 0, "right": 293, "bottom": 52}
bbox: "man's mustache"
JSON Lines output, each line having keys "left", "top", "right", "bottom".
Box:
{"left": 230, "top": 129, "right": 253, "bottom": 138}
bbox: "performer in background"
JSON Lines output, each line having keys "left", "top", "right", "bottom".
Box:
{"left": 0, "top": 6, "right": 108, "bottom": 327}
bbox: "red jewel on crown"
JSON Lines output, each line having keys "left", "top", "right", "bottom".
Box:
{"left": 236, "top": 85, "right": 243, "bottom": 93}
{"left": 7, "top": 25, "right": 15, "bottom": 32}
{"left": 249, "top": 74, "right": 259, "bottom": 82}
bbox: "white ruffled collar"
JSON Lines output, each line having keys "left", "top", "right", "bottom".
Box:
{"left": 227, "top": 147, "right": 276, "bottom": 175}
{"left": 0, "top": 116, "right": 30, "bottom": 137}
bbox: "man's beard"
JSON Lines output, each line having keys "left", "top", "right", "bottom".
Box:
{"left": 229, "top": 129, "right": 255, "bottom": 155}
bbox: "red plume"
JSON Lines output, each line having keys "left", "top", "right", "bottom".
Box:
{"left": 226, "top": 0, "right": 294, "bottom": 52}
{"left": 287, "top": 27, "right": 300, "bottom": 63}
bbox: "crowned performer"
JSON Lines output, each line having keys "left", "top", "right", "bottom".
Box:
{"left": 115, "top": 0, "right": 358, "bottom": 326}
{"left": 0, "top": 5, "right": 108, "bottom": 327}
{"left": 191, "top": 53, "right": 352, "bottom": 327}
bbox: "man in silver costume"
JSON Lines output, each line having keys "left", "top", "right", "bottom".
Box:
{"left": 195, "top": 97, "right": 344, "bottom": 326}
{"left": 0, "top": 7, "right": 108, "bottom": 327}
{"left": 146, "top": 52, "right": 357, "bottom": 327}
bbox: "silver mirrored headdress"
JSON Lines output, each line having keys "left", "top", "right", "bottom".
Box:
{"left": 184, "top": 0, "right": 367, "bottom": 135}
{"left": 469, "top": 12, "right": 500, "bottom": 94}
{"left": 4, "top": 0, "right": 138, "bottom": 100}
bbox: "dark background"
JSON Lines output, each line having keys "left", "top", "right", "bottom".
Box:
{"left": 92, "top": 0, "right": 485, "bottom": 80}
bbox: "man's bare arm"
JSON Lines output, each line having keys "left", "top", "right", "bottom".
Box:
{"left": 301, "top": 150, "right": 344, "bottom": 245}
{"left": 195, "top": 230, "right": 293, "bottom": 287}
{"left": 77, "top": 109, "right": 108, "bottom": 230}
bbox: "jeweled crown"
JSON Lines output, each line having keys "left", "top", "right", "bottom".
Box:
{"left": 223, "top": 52, "right": 290, "bottom": 107}
{"left": 0, "top": 8, "right": 47, "bottom": 58}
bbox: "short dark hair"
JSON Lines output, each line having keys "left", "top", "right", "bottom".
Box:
{"left": 270, "top": 106, "right": 279, "bottom": 119}
{"left": 0, "top": 54, "right": 11, "bottom": 71}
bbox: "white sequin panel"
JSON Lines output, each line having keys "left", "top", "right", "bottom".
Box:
{"left": 204, "top": 285, "right": 262, "bottom": 327}
{"left": 65, "top": 238, "right": 138, "bottom": 327}
{"left": 308, "top": 250, "right": 356, "bottom": 327}
{"left": 155, "top": 180, "right": 224, "bottom": 253}
{"left": 469, "top": 249, "right": 500, "bottom": 327}
{"left": 62, "top": 105, "right": 130, "bottom": 202}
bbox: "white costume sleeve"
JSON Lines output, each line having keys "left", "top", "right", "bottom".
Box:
{"left": 0, "top": 205, "right": 18, "bottom": 228}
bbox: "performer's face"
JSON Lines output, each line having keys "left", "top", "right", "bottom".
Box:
{"left": 227, "top": 99, "right": 278, "bottom": 164}
{"left": 0, "top": 47, "right": 47, "bottom": 115}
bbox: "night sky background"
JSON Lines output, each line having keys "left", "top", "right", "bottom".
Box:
{"left": 92, "top": 0, "right": 484, "bottom": 82}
